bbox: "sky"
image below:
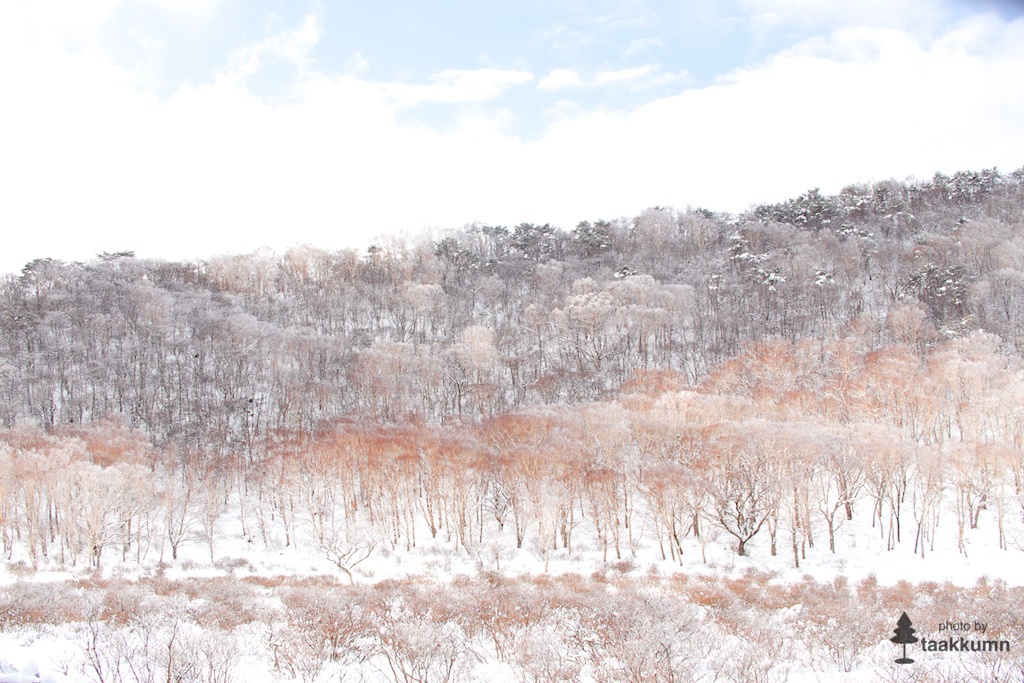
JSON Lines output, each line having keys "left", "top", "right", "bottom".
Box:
{"left": 1, "top": 0, "right": 1023, "bottom": 275}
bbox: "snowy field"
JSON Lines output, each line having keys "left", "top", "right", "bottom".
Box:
{"left": 2, "top": 483, "right": 1023, "bottom": 682}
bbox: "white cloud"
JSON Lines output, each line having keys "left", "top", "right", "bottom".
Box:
{"left": 220, "top": 11, "right": 321, "bottom": 83}
{"left": 593, "top": 64, "right": 659, "bottom": 85}
{"left": 539, "top": 64, "right": 690, "bottom": 91}
{"left": 381, "top": 68, "right": 535, "bottom": 107}
{"left": 3, "top": 0, "right": 121, "bottom": 43}
{"left": 538, "top": 68, "right": 584, "bottom": 91}
{"left": 0, "top": 8, "right": 1022, "bottom": 274}
{"left": 143, "top": 0, "right": 225, "bottom": 19}
{"left": 2, "top": 0, "right": 227, "bottom": 45}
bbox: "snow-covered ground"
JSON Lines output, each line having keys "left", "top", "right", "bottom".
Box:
{"left": 2, "top": 489, "right": 1023, "bottom": 682}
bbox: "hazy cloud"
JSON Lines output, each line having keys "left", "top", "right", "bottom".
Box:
{"left": 739, "top": 0, "right": 951, "bottom": 28}
{"left": 624, "top": 37, "right": 667, "bottom": 57}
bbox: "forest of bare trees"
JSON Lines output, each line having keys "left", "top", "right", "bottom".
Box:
{"left": 1, "top": 167, "right": 1023, "bottom": 566}
{"left": 3, "top": 167, "right": 1024, "bottom": 680}
{"left": 2, "top": 328, "right": 1023, "bottom": 575}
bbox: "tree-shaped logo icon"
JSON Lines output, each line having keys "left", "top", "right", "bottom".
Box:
{"left": 891, "top": 612, "right": 918, "bottom": 664}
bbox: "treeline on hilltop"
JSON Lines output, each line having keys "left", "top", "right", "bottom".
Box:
{"left": 2, "top": 166, "right": 1023, "bottom": 456}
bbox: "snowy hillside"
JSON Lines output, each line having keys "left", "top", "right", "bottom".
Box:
{"left": 2, "top": 170, "right": 1024, "bottom": 681}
